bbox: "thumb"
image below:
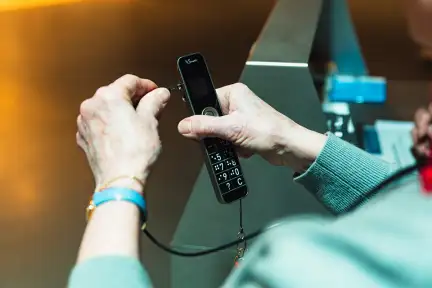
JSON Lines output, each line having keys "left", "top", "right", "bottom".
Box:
{"left": 136, "top": 88, "right": 171, "bottom": 119}
{"left": 178, "top": 115, "right": 239, "bottom": 140}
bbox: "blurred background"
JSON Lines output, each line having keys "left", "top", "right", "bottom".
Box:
{"left": 0, "top": 0, "right": 431, "bottom": 287}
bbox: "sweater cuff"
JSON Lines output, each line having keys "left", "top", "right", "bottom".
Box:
{"left": 294, "top": 133, "right": 393, "bottom": 214}
{"left": 68, "top": 256, "right": 151, "bottom": 288}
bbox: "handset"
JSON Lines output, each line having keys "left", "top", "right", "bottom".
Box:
{"left": 176, "top": 52, "right": 248, "bottom": 204}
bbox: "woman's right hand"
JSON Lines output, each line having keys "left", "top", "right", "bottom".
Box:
{"left": 177, "top": 83, "right": 327, "bottom": 173}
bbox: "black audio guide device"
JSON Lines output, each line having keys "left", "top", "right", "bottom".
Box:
{"left": 176, "top": 52, "right": 248, "bottom": 204}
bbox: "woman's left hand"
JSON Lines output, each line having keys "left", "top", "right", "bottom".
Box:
{"left": 76, "top": 74, "right": 171, "bottom": 193}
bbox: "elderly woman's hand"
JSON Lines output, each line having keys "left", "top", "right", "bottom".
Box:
{"left": 76, "top": 74, "right": 170, "bottom": 193}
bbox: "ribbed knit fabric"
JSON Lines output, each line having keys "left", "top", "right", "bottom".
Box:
{"left": 295, "top": 133, "right": 394, "bottom": 214}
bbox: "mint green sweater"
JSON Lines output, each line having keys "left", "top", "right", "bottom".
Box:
{"left": 69, "top": 134, "right": 432, "bottom": 287}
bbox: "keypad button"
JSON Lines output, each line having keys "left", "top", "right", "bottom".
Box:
{"left": 209, "top": 149, "right": 236, "bottom": 164}
{"left": 219, "top": 176, "right": 246, "bottom": 194}
{"left": 224, "top": 158, "right": 237, "bottom": 168}
{"left": 232, "top": 176, "right": 245, "bottom": 189}
{"left": 216, "top": 167, "right": 242, "bottom": 184}
{"left": 213, "top": 161, "right": 225, "bottom": 173}
{"left": 204, "top": 138, "right": 218, "bottom": 154}
{"left": 219, "top": 179, "right": 233, "bottom": 194}
{"left": 209, "top": 152, "right": 225, "bottom": 163}
{"left": 218, "top": 139, "right": 231, "bottom": 147}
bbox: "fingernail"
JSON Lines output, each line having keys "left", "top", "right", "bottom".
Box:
{"left": 178, "top": 119, "right": 191, "bottom": 134}
{"left": 158, "top": 87, "right": 169, "bottom": 94}
{"left": 156, "top": 87, "right": 170, "bottom": 99}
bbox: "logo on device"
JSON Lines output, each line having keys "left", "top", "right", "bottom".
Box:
{"left": 185, "top": 58, "right": 198, "bottom": 64}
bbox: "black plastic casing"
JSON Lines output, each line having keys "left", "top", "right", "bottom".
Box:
{"left": 177, "top": 52, "right": 248, "bottom": 204}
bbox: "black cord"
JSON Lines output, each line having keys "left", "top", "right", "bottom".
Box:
{"left": 142, "top": 228, "right": 263, "bottom": 257}
{"left": 143, "top": 160, "right": 426, "bottom": 257}
{"left": 239, "top": 199, "right": 243, "bottom": 232}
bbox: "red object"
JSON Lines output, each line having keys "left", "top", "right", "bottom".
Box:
{"left": 420, "top": 157, "right": 432, "bottom": 194}
{"left": 419, "top": 84, "right": 432, "bottom": 194}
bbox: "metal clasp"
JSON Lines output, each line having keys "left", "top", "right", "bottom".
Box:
{"left": 234, "top": 229, "right": 247, "bottom": 264}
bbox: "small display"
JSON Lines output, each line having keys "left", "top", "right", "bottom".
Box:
{"left": 187, "top": 77, "right": 210, "bottom": 99}
{"left": 177, "top": 53, "right": 218, "bottom": 114}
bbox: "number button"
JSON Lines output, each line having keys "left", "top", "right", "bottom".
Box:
{"left": 230, "top": 167, "right": 241, "bottom": 177}
{"left": 216, "top": 167, "right": 243, "bottom": 184}
{"left": 216, "top": 172, "right": 229, "bottom": 183}
{"left": 213, "top": 162, "right": 224, "bottom": 172}
{"left": 225, "top": 158, "right": 237, "bottom": 168}
{"left": 210, "top": 153, "right": 223, "bottom": 163}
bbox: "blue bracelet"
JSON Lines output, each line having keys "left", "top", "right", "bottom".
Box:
{"left": 92, "top": 187, "right": 147, "bottom": 224}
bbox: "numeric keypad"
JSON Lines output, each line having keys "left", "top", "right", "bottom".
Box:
{"left": 205, "top": 138, "right": 246, "bottom": 194}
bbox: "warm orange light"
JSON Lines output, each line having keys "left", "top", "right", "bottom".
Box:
{"left": 0, "top": 0, "right": 137, "bottom": 12}
{"left": 0, "top": 0, "right": 86, "bottom": 11}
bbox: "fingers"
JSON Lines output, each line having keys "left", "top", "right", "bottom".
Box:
{"left": 215, "top": 85, "right": 232, "bottom": 102}
{"left": 236, "top": 147, "right": 253, "bottom": 159}
{"left": 215, "top": 82, "right": 248, "bottom": 113}
{"left": 178, "top": 115, "right": 244, "bottom": 141}
{"left": 76, "top": 115, "right": 88, "bottom": 150}
{"left": 178, "top": 114, "right": 253, "bottom": 157}
{"left": 76, "top": 132, "right": 87, "bottom": 151}
{"left": 136, "top": 88, "right": 171, "bottom": 119}
{"left": 105, "top": 74, "right": 158, "bottom": 104}
{"left": 80, "top": 98, "right": 98, "bottom": 120}
{"left": 77, "top": 115, "right": 87, "bottom": 136}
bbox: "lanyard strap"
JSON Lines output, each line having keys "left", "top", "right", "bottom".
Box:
{"left": 234, "top": 199, "right": 247, "bottom": 265}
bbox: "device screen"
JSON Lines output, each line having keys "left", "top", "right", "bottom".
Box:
{"left": 177, "top": 53, "right": 218, "bottom": 114}
{"left": 188, "top": 76, "right": 210, "bottom": 99}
